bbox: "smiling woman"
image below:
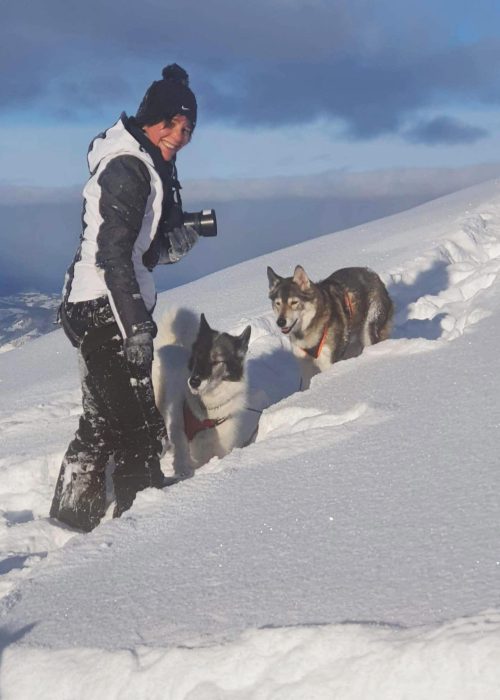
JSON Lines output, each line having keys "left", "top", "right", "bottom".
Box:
{"left": 49, "top": 63, "right": 203, "bottom": 531}
{"left": 143, "top": 115, "right": 192, "bottom": 161}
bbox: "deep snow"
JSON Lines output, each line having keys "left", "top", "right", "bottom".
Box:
{"left": 0, "top": 180, "right": 499, "bottom": 699}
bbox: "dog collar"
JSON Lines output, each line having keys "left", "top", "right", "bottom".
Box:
{"left": 183, "top": 401, "right": 228, "bottom": 442}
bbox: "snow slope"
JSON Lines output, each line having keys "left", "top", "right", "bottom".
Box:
{"left": 0, "top": 180, "right": 500, "bottom": 698}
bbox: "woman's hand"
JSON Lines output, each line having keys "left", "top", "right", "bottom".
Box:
{"left": 168, "top": 225, "right": 199, "bottom": 262}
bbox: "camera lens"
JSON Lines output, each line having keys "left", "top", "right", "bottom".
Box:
{"left": 183, "top": 209, "right": 217, "bottom": 237}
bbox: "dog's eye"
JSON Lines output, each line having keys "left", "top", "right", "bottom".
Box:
{"left": 212, "top": 360, "right": 226, "bottom": 367}
{"left": 289, "top": 299, "right": 299, "bottom": 307}
{"left": 274, "top": 299, "right": 281, "bottom": 307}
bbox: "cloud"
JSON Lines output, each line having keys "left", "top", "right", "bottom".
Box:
{"left": 404, "top": 115, "right": 489, "bottom": 145}
{"left": 3, "top": 1, "right": 500, "bottom": 139}
{"left": 2, "top": 163, "right": 500, "bottom": 207}
{"left": 0, "top": 184, "right": 81, "bottom": 205}
{"left": 183, "top": 163, "right": 500, "bottom": 203}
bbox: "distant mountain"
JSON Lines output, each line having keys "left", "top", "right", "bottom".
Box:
{"left": 0, "top": 293, "right": 60, "bottom": 353}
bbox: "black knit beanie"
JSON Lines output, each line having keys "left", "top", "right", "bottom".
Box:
{"left": 135, "top": 64, "right": 197, "bottom": 130}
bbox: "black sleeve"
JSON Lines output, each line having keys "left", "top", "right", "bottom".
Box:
{"left": 142, "top": 225, "right": 173, "bottom": 270}
{"left": 95, "top": 155, "right": 156, "bottom": 338}
{"left": 142, "top": 200, "right": 184, "bottom": 270}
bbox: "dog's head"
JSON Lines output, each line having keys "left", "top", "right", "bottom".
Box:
{"left": 187, "top": 313, "right": 251, "bottom": 396}
{"left": 267, "top": 265, "right": 317, "bottom": 337}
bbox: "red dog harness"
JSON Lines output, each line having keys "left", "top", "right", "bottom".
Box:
{"left": 303, "top": 291, "right": 354, "bottom": 359}
{"left": 183, "top": 401, "right": 228, "bottom": 442}
{"left": 303, "top": 323, "right": 329, "bottom": 359}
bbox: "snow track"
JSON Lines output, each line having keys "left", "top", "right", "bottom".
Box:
{"left": 391, "top": 208, "right": 500, "bottom": 342}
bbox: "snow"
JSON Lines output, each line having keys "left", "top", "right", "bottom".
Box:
{"left": 1, "top": 180, "right": 500, "bottom": 698}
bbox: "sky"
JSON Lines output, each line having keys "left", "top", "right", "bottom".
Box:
{"left": 3, "top": 0, "right": 500, "bottom": 189}
{"left": 0, "top": 179, "right": 499, "bottom": 697}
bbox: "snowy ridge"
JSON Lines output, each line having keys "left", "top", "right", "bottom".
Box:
{"left": 0, "top": 293, "right": 60, "bottom": 353}
{"left": 3, "top": 610, "right": 500, "bottom": 699}
{"left": 0, "top": 180, "right": 500, "bottom": 698}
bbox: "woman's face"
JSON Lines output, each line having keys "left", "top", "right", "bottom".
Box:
{"left": 143, "top": 115, "right": 192, "bottom": 161}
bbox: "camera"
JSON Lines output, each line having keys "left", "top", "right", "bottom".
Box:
{"left": 183, "top": 209, "right": 217, "bottom": 237}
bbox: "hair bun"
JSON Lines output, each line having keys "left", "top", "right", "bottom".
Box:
{"left": 162, "top": 64, "right": 190, "bottom": 87}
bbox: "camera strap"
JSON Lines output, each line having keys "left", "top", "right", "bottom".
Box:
{"left": 171, "top": 161, "right": 183, "bottom": 211}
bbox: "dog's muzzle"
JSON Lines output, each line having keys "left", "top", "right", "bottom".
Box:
{"left": 189, "top": 374, "right": 202, "bottom": 390}
{"left": 277, "top": 318, "right": 297, "bottom": 335}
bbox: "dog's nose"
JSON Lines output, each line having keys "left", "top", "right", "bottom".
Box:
{"left": 189, "top": 374, "right": 201, "bottom": 389}
{"left": 277, "top": 317, "right": 287, "bottom": 328}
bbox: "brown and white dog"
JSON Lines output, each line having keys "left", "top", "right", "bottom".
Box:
{"left": 267, "top": 265, "right": 393, "bottom": 387}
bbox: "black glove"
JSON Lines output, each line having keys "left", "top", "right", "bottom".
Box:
{"left": 168, "top": 225, "right": 199, "bottom": 262}
{"left": 123, "top": 332, "right": 154, "bottom": 366}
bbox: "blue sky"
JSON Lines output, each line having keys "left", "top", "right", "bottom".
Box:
{"left": 2, "top": 0, "right": 500, "bottom": 188}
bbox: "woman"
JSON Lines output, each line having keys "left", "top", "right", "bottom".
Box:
{"left": 50, "top": 64, "right": 199, "bottom": 531}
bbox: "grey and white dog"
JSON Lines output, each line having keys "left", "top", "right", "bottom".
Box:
{"left": 267, "top": 265, "right": 393, "bottom": 387}
{"left": 154, "top": 311, "right": 256, "bottom": 476}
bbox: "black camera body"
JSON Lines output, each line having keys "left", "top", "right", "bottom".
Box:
{"left": 183, "top": 209, "right": 217, "bottom": 237}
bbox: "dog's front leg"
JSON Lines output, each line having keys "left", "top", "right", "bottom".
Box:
{"left": 294, "top": 355, "right": 320, "bottom": 390}
{"left": 169, "top": 417, "right": 195, "bottom": 479}
{"left": 173, "top": 440, "right": 195, "bottom": 479}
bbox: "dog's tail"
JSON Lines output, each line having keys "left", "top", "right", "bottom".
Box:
{"left": 153, "top": 306, "right": 200, "bottom": 415}
{"left": 154, "top": 306, "right": 200, "bottom": 350}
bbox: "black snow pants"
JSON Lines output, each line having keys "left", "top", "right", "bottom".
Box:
{"left": 50, "top": 298, "right": 167, "bottom": 531}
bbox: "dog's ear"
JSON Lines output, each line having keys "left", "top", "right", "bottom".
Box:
{"left": 293, "top": 265, "right": 311, "bottom": 291}
{"left": 267, "top": 266, "right": 281, "bottom": 291}
{"left": 199, "top": 313, "right": 212, "bottom": 335}
{"left": 237, "top": 325, "right": 252, "bottom": 355}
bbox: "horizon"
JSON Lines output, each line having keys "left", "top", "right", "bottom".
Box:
{"left": 2, "top": 165, "right": 500, "bottom": 301}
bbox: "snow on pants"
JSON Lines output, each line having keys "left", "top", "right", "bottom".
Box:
{"left": 50, "top": 335, "right": 167, "bottom": 531}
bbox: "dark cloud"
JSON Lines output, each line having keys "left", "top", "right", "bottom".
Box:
{"left": 2, "top": 1, "right": 500, "bottom": 139}
{"left": 405, "top": 115, "right": 489, "bottom": 145}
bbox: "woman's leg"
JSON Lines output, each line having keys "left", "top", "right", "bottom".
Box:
{"left": 84, "top": 337, "right": 167, "bottom": 518}
{"left": 51, "top": 335, "right": 167, "bottom": 530}
{"left": 50, "top": 354, "right": 112, "bottom": 531}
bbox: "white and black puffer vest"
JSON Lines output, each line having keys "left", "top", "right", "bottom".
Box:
{"left": 64, "top": 115, "right": 170, "bottom": 339}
